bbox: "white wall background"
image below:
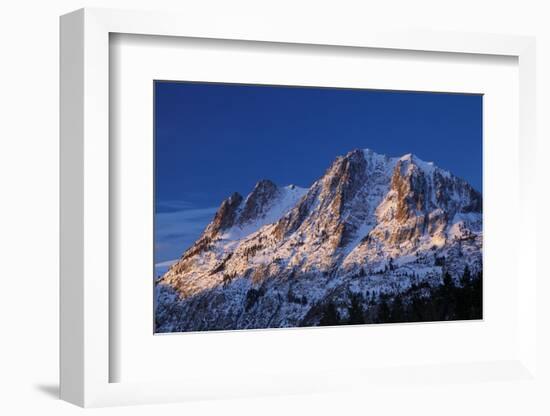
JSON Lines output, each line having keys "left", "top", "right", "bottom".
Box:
{"left": 0, "top": 1, "right": 548, "bottom": 415}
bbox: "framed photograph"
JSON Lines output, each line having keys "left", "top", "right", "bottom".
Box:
{"left": 60, "top": 8, "right": 538, "bottom": 408}
{"left": 153, "top": 81, "right": 483, "bottom": 333}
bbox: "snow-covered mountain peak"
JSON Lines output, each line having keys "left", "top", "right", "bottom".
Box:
{"left": 202, "top": 191, "right": 244, "bottom": 237}
{"left": 392, "top": 152, "right": 453, "bottom": 180}
{"left": 361, "top": 147, "right": 385, "bottom": 158}
{"left": 157, "top": 148, "right": 482, "bottom": 332}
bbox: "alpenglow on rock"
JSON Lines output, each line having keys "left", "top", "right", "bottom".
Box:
{"left": 156, "top": 149, "right": 482, "bottom": 332}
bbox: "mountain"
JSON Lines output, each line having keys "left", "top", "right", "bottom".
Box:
{"left": 155, "top": 149, "right": 482, "bottom": 332}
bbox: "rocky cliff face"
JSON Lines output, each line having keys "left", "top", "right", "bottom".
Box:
{"left": 156, "top": 149, "right": 482, "bottom": 332}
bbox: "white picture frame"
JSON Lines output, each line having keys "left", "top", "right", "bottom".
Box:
{"left": 60, "top": 7, "right": 538, "bottom": 407}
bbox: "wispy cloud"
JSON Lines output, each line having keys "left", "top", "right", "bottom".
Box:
{"left": 155, "top": 201, "right": 218, "bottom": 266}
{"left": 155, "top": 259, "right": 178, "bottom": 268}
{"left": 154, "top": 259, "right": 178, "bottom": 276}
{"left": 156, "top": 200, "right": 195, "bottom": 213}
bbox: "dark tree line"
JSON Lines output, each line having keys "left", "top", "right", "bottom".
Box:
{"left": 318, "top": 267, "right": 482, "bottom": 326}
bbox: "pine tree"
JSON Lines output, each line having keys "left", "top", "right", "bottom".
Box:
{"left": 460, "top": 264, "right": 472, "bottom": 287}
{"left": 472, "top": 271, "right": 483, "bottom": 318}
{"left": 348, "top": 295, "right": 365, "bottom": 325}
{"left": 443, "top": 271, "right": 454, "bottom": 290}
{"left": 390, "top": 295, "right": 405, "bottom": 322}
{"left": 440, "top": 271, "right": 457, "bottom": 319}
{"left": 455, "top": 266, "right": 472, "bottom": 319}
{"left": 320, "top": 303, "right": 340, "bottom": 326}
{"left": 378, "top": 298, "right": 391, "bottom": 323}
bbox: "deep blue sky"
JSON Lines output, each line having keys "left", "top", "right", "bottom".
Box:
{"left": 154, "top": 81, "right": 482, "bottom": 269}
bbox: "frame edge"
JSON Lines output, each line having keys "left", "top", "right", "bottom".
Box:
{"left": 59, "top": 6, "right": 539, "bottom": 407}
{"left": 59, "top": 8, "right": 85, "bottom": 407}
